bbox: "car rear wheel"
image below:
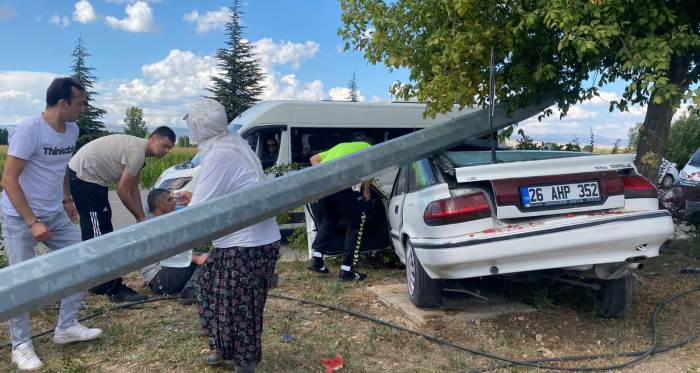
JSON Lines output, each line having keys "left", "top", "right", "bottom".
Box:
{"left": 595, "top": 275, "right": 634, "bottom": 319}
{"left": 661, "top": 174, "right": 675, "bottom": 189}
{"left": 405, "top": 240, "right": 442, "bottom": 307}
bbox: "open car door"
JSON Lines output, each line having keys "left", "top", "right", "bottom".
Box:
{"left": 305, "top": 185, "right": 391, "bottom": 257}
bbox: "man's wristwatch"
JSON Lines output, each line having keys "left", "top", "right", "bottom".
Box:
{"left": 62, "top": 198, "right": 74, "bottom": 204}
{"left": 27, "top": 219, "right": 40, "bottom": 228}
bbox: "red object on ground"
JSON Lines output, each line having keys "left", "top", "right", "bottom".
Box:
{"left": 322, "top": 354, "right": 344, "bottom": 373}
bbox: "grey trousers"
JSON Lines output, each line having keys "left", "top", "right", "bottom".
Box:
{"left": 2, "top": 211, "right": 84, "bottom": 349}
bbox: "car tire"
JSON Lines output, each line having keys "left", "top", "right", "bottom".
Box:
{"left": 661, "top": 174, "right": 674, "bottom": 189}
{"left": 595, "top": 275, "right": 634, "bottom": 319}
{"left": 405, "top": 240, "right": 441, "bottom": 307}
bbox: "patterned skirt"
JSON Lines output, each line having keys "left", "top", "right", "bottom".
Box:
{"left": 196, "top": 241, "right": 280, "bottom": 365}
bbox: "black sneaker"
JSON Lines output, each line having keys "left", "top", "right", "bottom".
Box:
{"left": 339, "top": 269, "right": 367, "bottom": 282}
{"left": 108, "top": 286, "right": 148, "bottom": 303}
{"left": 308, "top": 257, "right": 329, "bottom": 274}
{"left": 180, "top": 288, "right": 196, "bottom": 305}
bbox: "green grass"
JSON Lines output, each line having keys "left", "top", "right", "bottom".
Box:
{"left": 140, "top": 147, "right": 198, "bottom": 188}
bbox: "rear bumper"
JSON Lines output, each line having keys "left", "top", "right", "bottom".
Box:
{"left": 412, "top": 211, "right": 673, "bottom": 279}
{"left": 686, "top": 200, "right": 700, "bottom": 217}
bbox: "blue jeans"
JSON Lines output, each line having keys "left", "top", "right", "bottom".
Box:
{"left": 2, "top": 211, "right": 84, "bottom": 349}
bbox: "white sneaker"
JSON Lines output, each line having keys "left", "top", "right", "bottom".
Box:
{"left": 53, "top": 322, "right": 103, "bottom": 344}
{"left": 11, "top": 342, "right": 43, "bottom": 371}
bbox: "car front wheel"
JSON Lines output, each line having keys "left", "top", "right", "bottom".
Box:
{"left": 405, "top": 239, "right": 442, "bottom": 307}
{"left": 595, "top": 275, "right": 634, "bottom": 319}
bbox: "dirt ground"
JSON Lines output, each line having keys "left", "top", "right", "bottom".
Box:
{"left": 1, "top": 238, "right": 700, "bottom": 372}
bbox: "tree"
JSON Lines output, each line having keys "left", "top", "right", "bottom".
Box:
{"left": 208, "top": 1, "right": 264, "bottom": 122}
{"left": 665, "top": 109, "right": 700, "bottom": 166}
{"left": 542, "top": 142, "right": 564, "bottom": 151}
{"left": 339, "top": 1, "right": 700, "bottom": 180}
{"left": 515, "top": 129, "right": 540, "bottom": 150}
{"left": 0, "top": 128, "right": 8, "bottom": 145}
{"left": 612, "top": 139, "right": 622, "bottom": 154}
{"left": 564, "top": 136, "right": 582, "bottom": 152}
{"left": 588, "top": 128, "right": 595, "bottom": 153}
{"left": 626, "top": 123, "right": 642, "bottom": 152}
{"left": 70, "top": 37, "right": 107, "bottom": 148}
{"left": 178, "top": 135, "right": 191, "bottom": 148}
{"left": 347, "top": 72, "right": 359, "bottom": 102}
{"left": 122, "top": 107, "right": 148, "bottom": 137}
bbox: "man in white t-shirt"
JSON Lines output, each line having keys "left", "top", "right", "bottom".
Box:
{"left": 1, "top": 77, "right": 103, "bottom": 371}
{"left": 68, "top": 128, "right": 176, "bottom": 302}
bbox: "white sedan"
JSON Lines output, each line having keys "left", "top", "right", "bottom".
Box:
{"left": 388, "top": 150, "right": 674, "bottom": 318}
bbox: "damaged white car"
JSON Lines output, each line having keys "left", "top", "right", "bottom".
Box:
{"left": 388, "top": 151, "right": 674, "bottom": 318}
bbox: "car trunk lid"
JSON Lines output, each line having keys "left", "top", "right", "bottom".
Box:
{"left": 450, "top": 153, "right": 636, "bottom": 219}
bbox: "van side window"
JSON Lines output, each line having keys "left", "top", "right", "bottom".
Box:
{"left": 243, "top": 132, "right": 259, "bottom": 152}
{"left": 290, "top": 127, "right": 420, "bottom": 165}
{"left": 242, "top": 129, "right": 282, "bottom": 169}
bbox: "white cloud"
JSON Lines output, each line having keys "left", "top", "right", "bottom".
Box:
{"left": 0, "top": 71, "right": 58, "bottom": 124}
{"left": 260, "top": 74, "right": 325, "bottom": 101}
{"left": 183, "top": 7, "right": 229, "bottom": 34}
{"left": 611, "top": 104, "right": 646, "bottom": 119}
{"left": 584, "top": 90, "right": 621, "bottom": 107}
{"left": 247, "top": 39, "right": 325, "bottom": 101}
{"left": 252, "top": 38, "right": 320, "bottom": 70}
{"left": 81, "top": 39, "right": 331, "bottom": 127}
{"left": 73, "top": 0, "right": 97, "bottom": 23}
{"left": 568, "top": 106, "right": 598, "bottom": 120}
{"left": 105, "top": 1, "right": 157, "bottom": 33}
{"left": 117, "top": 49, "right": 218, "bottom": 103}
{"left": 0, "top": 90, "right": 33, "bottom": 100}
{"left": 50, "top": 14, "right": 70, "bottom": 28}
{"left": 328, "top": 87, "right": 365, "bottom": 102}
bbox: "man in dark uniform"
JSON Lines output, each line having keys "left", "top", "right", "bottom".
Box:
{"left": 307, "top": 137, "right": 374, "bottom": 281}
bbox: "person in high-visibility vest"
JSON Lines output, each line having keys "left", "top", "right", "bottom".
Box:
{"left": 308, "top": 137, "right": 374, "bottom": 281}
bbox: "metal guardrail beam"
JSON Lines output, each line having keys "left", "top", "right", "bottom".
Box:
{"left": 0, "top": 99, "right": 552, "bottom": 321}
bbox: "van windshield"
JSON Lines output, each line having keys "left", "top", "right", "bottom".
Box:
{"left": 229, "top": 123, "right": 243, "bottom": 134}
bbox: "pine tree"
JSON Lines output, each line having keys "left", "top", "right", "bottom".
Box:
{"left": 70, "top": 37, "right": 107, "bottom": 148}
{"left": 123, "top": 106, "right": 148, "bottom": 138}
{"left": 588, "top": 128, "right": 595, "bottom": 153}
{"left": 347, "top": 73, "right": 359, "bottom": 102}
{"left": 208, "top": 1, "right": 264, "bottom": 122}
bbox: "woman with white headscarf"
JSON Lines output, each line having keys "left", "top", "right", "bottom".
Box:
{"left": 184, "top": 98, "right": 280, "bottom": 372}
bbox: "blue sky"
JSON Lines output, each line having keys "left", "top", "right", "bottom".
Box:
{"left": 0, "top": 0, "right": 690, "bottom": 146}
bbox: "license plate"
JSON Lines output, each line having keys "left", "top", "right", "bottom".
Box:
{"left": 520, "top": 181, "right": 601, "bottom": 208}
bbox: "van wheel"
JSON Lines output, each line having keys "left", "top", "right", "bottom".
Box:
{"left": 595, "top": 275, "right": 634, "bottom": 319}
{"left": 405, "top": 240, "right": 441, "bottom": 307}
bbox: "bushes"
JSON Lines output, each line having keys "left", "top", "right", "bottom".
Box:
{"left": 665, "top": 110, "right": 700, "bottom": 167}
{"left": 0, "top": 146, "right": 6, "bottom": 181}
{"left": 140, "top": 147, "right": 198, "bottom": 188}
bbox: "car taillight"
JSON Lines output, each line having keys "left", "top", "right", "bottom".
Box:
{"left": 423, "top": 192, "right": 491, "bottom": 226}
{"left": 621, "top": 175, "right": 657, "bottom": 198}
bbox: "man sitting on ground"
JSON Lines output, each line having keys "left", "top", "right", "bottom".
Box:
{"left": 140, "top": 188, "right": 207, "bottom": 304}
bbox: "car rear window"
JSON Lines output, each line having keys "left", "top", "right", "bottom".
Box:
{"left": 444, "top": 150, "right": 590, "bottom": 167}
{"left": 689, "top": 150, "right": 700, "bottom": 167}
